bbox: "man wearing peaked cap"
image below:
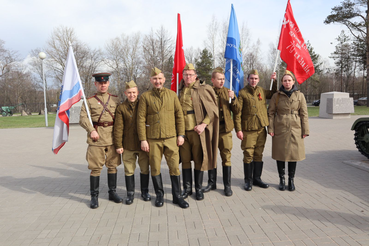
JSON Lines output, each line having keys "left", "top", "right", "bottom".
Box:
{"left": 234, "top": 69, "right": 277, "bottom": 191}
{"left": 80, "top": 72, "right": 123, "bottom": 209}
{"left": 113, "top": 80, "right": 151, "bottom": 205}
{"left": 204, "top": 67, "right": 241, "bottom": 197}
{"left": 178, "top": 63, "right": 219, "bottom": 201}
{"left": 137, "top": 67, "right": 189, "bottom": 209}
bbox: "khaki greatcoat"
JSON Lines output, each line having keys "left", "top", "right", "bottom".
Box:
{"left": 178, "top": 79, "right": 219, "bottom": 171}
{"left": 268, "top": 89, "right": 309, "bottom": 162}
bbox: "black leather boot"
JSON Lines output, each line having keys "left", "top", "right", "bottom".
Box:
{"left": 108, "top": 173, "right": 123, "bottom": 203}
{"left": 171, "top": 175, "right": 189, "bottom": 208}
{"left": 243, "top": 162, "right": 253, "bottom": 191}
{"left": 90, "top": 176, "right": 99, "bottom": 209}
{"left": 125, "top": 175, "right": 135, "bottom": 205}
{"left": 277, "top": 161, "right": 286, "bottom": 191}
{"left": 202, "top": 168, "right": 217, "bottom": 192}
{"left": 194, "top": 170, "right": 204, "bottom": 200}
{"left": 181, "top": 168, "right": 193, "bottom": 199}
{"left": 152, "top": 174, "right": 164, "bottom": 207}
{"left": 253, "top": 161, "right": 269, "bottom": 188}
{"left": 288, "top": 162, "right": 297, "bottom": 191}
{"left": 223, "top": 166, "right": 233, "bottom": 196}
{"left": 140, "top": 173, "right": 151, "bottom": 201}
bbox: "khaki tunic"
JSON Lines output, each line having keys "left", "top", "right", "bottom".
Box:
{"left": 113, "top": 99, "right": 149, "bottom": 176}
{"left": 113, "top": 99, "right": 140, "bottom": 151}
{"left": 79, "top": 92, "right": 120, "bottom": 176}
{"left": 268, "top": 90, "right": 309, "bottom": 162}
{"left": 234, "top": 82, "right": 277, "bottom": 163}
{"left": 213, "top": 86, "right": 241, "bottom": 166}
{"left": 137, "top": 87, "right": 184, "bottom": 176}
{"left": 137, "top": 88, "right": 184, "bottom": 140}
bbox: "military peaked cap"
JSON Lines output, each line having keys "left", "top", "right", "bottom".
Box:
{"left": 93, "top": 73, "right": 111, "bottom": 82}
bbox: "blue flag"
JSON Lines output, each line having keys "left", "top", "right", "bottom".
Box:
{"left": 224, "top": 4, "right": 243, "bottom": 96}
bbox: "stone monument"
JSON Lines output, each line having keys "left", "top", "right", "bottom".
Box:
{"left": 319, "top": 92, "right": 354, "bottom": 119}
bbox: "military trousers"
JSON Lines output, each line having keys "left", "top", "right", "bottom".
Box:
{"left": 147, "top": 137, "right": 180, "bottom": 176}
{"left": 86, "top": 145, "right": 121, "bottom": 176}
{"left": 241, "top": 127, "right": 267, "bottom": 163}
{"left": 179, "top": 130, "right": 203, "bottom": 170}
{"left": 122, "top": 149, "right": 150, "bottom": 176}
{"left": 218, "top": 131, "right": 233, "bottom": 167}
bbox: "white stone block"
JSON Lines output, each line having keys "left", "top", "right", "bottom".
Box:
{"left": 319, "top": 92, "right": 354, "bottom": 119}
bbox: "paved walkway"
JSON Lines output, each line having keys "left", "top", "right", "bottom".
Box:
{"left": 0, "top": 115, "right": 368, "bottom": 246}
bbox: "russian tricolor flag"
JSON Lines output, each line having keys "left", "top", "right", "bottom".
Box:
{"left": 52, "top": 45, "right": 83, "bottom": 154}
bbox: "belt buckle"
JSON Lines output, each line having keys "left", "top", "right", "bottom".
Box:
{"left": 103, "top": 122, "right": 109, "bottom": 127}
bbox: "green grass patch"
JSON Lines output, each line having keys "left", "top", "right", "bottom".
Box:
{"left": 0, "top": 114, "right": 56, "bottom": 129}
{"left": 307, "top": 106, "right": 320, "bottom": 117}
{"left": 308, "top": 105, "right": 369, "bottom": 117}
{"left": 352, "top": 106, "right": 369, "bottom": 115}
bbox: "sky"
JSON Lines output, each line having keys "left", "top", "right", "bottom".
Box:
{"left": 0, "top": 0, "right": 345, "bottom": 67}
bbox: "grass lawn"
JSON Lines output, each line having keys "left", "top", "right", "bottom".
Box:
{"left": 308, "top": 105, "right": 369, "bottom": 117}
{"left": 1, "top": 106, "right": 369, "bottom": 129}
{"left": 0, "top": 114, "right": 56, "bottom": 129}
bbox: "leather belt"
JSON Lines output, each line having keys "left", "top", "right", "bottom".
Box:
{"left": 187, "top": 110, "right": 195, "bottom": 114}
{"left": 93, "top": 121, "right": 114, "bottom": 127}
{"left": 219, "top": 120, "right": 225, "bottom": 125}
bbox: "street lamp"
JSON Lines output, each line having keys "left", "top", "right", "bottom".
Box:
{"left": 39, "top": 52, "right": 48, "bottom": 127}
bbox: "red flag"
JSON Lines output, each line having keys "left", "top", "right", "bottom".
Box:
{"left": 278, "top": 0, "right": 314, "bottom": 84}
{"left": 171, "top": 13, "right": 186, "bottom": 93}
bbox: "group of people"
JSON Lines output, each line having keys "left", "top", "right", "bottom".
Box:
{"left": 79, "top": 64, "right": 309, "bottom": 209}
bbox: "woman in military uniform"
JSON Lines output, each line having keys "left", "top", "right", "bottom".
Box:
{"left": 268, "top": 70, "right": 309, "bottom": 191}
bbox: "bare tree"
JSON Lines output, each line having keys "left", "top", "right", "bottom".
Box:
{"left": 44, "top": 26, "right": 103, "bottom": 98}
{"left": 204, "top": 15, "right": 219, "bottom": 68}
{"left": 185, "top": 46, "right": 200, "bottom": 65}
{"left": 0, "top": 39, "right": 18, "bottom": 78}
{"left": 105, "top": 32, "right": 143, "bottom": 99}
{"left": 142, "top": 26, "right": 173, "bottom": 88}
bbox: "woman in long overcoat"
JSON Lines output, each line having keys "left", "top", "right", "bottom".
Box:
{"left": 268, "top": 70, "right": 309, "bottom": 191}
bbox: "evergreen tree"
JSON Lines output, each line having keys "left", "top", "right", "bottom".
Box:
{"left": 195, "top": 49, "right": 213, "bottom": 84}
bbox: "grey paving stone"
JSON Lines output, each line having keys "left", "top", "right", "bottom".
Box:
{"left": 0, "top": 116, "right": 369, "bottom": 245}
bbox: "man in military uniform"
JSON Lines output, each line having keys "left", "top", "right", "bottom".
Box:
{"left": 203, "top": 67, "right": 240, "bottom": 196}
{"left": 235, "top": 69, "right": 277, "bottom": 191}
{"left": 80, "top": 72, "right": 123, "bottom": 209}
{"left": 178, "top": 63, "right": 219, "bottom": 200}
{"left": 137, "top": 67, "right": 188, "bottom": 209}
{"left": 113, "top": 80, "right": 150, "bottom": 205}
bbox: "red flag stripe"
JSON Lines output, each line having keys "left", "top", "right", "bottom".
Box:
{"left": 278, "top": 0, "right": 315, "bottom": 84}
{"left": 171, "top": 13, "right": 186, "bottom": 92}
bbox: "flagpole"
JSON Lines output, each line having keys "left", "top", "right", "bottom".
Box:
{"left": 270, "top": 50, "right": 280, "bottom": 90}
{"left": 229, "top": 59, "right": 233, "bottom": 103}
{"left": 176, "top": 73, "right": 179, "bottom": 96}
{"left": 270, "top": 18, "right": 284, "bottom": 90}
{"left": 69, "top": 43, "right": 93, "bottom": 126}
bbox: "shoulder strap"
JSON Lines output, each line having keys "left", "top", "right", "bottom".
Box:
{"left": 94, "top": 94, "right": 115, "bottom": 122}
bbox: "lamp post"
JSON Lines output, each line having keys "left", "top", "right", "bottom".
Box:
{"left": 39, "top": 52, "right": 48, "bottom": 127}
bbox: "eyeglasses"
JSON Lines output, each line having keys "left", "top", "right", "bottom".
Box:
{"left": 183, "top": 74, "right": 196, "bottom": 77}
